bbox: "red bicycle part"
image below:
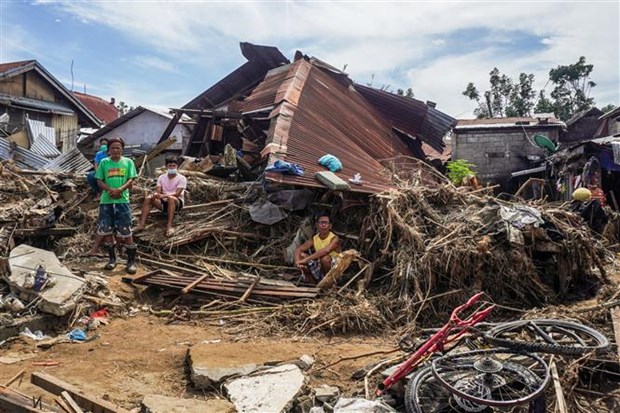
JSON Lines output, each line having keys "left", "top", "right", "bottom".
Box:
{"left": 377, "top": 292, "right": 494, "bottom": 395}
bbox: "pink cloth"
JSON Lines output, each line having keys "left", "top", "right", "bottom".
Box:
{"left": 157, "top": 173, "right": 187, "bottom": 201}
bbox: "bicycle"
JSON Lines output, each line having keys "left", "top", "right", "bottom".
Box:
{"left": 375, "top": 292, "right": 610, "bottom": 412}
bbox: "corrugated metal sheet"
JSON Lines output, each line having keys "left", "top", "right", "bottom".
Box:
{"left": 263, "top": 59, "right": 416, "bottom": 194}
{"left": 354, "top": 85, "right": 455, "bottom": 152}
{"left": 43, "top": 147, "right": 92, "bottom": 173}
{"left": 30, "top": 134, "right": 61, "bottom": 158}
{"left": 26, "top": 117, "right": 56, "bottom": 146}
{"left": 242, "top": 64, "right": 290, "bottom": 114}
{"left": 0, "top": 137, "right": 49, "bottom": 170}
{"left": 0, "top": 93, "right": 74, "bottom": 116}
{"left": 183, "top": 43, "right": 289, "bottom": 110}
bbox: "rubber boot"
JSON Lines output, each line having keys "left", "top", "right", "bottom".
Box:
{"left": 125, "top": 245, "right": 137, "bottom": 274}
{"left": 104, "top": 244, "right": 117, "bottom": 270}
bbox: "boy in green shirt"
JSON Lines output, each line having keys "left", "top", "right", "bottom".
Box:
{"left": 95, "top": 137, "right": 138, "bottom": 274}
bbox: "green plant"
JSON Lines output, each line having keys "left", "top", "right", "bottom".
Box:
{"left": 446, "top": 159, "right": 477, "bottom": 185}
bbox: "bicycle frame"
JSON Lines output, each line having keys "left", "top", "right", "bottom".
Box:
{"left": 377, "top": 292, "right": 494, "bottom": 395}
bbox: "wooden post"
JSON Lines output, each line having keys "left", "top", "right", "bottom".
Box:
{"left": 60, "top": 391, "right": 84, "bottom": 413}
{"left": 31, "top": 372, "right": 130, "bottom": 413}
{"left": 611, "top": 307, "right": 620, "bottom": 362}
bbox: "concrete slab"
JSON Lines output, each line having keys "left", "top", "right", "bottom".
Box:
{"left": 7, "top": 244, "right": 86, "bottom": 316}
{"left": 141, "top": 394, "right": 235, "bottom": 413}
{"left": 314, "top": 385, "right": 339, "bottom": 402}
{"left": 188, "top": 341, "right": 314, "bottom": 389}
{"left": 224, "top": 364, "right": 306, "bottom": 413}
{"left": 333, "top": 398, "right": 397, "bottom": 412}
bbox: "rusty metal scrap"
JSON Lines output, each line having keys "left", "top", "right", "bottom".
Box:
{"left": 126, "top": 269, "right": 318, "bottom": 301}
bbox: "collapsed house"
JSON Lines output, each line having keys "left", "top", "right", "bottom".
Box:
{"left": 156, "top": 43, "right": 455, "bottom": 195}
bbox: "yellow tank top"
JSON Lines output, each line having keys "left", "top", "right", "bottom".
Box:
{"left": 313, "top": 232, "right": 339, "bottom": 257}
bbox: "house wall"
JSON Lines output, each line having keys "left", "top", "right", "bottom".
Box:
{"left": 94, "top": 111, "right": 188, "bottom": 151}
{"left": 453, "top": 128, "right": 560, "bottom": 184}
{"left": 0, "top": 72, "right": 56, "bottom": 101}
{"left": 610, "top": 114, "right": 620, "bottom": 135}
{"left": 0, "top": 71, "right": 83, "bottom": 149}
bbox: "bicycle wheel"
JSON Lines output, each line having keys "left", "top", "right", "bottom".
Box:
{"left": 484, "top": 319, "right": 610, "bottom": 356}
{"left": 405, "top": 366, "right": 495, "bottom": 413}
{"left": 431, "top": 349, "right": 550, "bottom": 408}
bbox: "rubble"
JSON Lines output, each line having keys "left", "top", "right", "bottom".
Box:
{"left": 224, "top": 364, "right": 306, "bottom": 413}
{"left": 6, "top": 244, "right": 86, "bottom": 316}
{"left": 187, "top": 341, "right": 314, "bottom": 389}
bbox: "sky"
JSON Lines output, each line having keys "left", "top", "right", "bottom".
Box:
{"left": 1, "top": 0, "right": 618, "bottom": 119}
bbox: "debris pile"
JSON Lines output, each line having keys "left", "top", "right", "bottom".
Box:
{"left": 361, "top": 171, "right": 611, "bottom": 324}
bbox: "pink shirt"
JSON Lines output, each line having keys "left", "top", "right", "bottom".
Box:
{"left": 157, "top": 173, "right": 187, "bottom": 201}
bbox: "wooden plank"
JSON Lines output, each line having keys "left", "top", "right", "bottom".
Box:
{"left": 137, "top": 256, "right": 205, "bottom": 277}
{"left": 143, "top": 277, "right": 318, "bottom": 299}
{"left": 550, "top": 361, "right": 568, "bottom": 413}
{"left": 55, "top": 398, "right": 73, "bottom": 413}
{"left": 4, "top": 369, "right": 25, "bottom": 387}
{"left": 14, "top": 227, "right": 78, "bottom": 237}
{"left": 121, "top": 269, "right": 162, "bottom": 284}
{"left": 31, "top": 372, "right": 130, "bottom": 413}
{"left": 0, "top": 392, "right": 61, "bottom": 413}
{"left": 60, "top": 391, "right": 84, "bottom": 413}
{"left": 240, "top": 277, "right": 260, "bottom": 302}
{"left": 611, "top": 307, "right": 620, "bottom": 362}
{"left": 181, "top": 273, "right": 210, "bottom": 294}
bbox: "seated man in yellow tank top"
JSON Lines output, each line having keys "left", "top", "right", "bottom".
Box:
{"left": 294, "top": 213, "right": 341, "bottom": 284}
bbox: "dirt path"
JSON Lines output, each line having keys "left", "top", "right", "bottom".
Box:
{"left": 1, "top": 267, "right": 396, "bottom": 410}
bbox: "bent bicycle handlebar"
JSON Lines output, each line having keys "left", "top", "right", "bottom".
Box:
{"left": 377, "top": 292, "right": 494, "bottom": 396}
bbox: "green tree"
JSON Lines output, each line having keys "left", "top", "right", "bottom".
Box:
{"left": 547, "top": 56, "right": 596, "bottom": 120}
{"left": 115, "top": 101, "right": 134, "bottom": 115}
{"left": 396, "top": 87, "right": 415, "bottom": 98}
{"left": 463, "top": 68, "right": 536, "bottom": 118}
{"left": 600, "top": 104, "right": 617, "bottom": 114}
{"left": 534, "top": 90, "right": 555, "bottom": 114}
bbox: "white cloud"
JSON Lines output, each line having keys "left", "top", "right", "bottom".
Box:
{"left": 22, "top": 1, "right": 620, "bottom": 116}
{"left": 134, "top": 56, "right": 176, "bottom": 73}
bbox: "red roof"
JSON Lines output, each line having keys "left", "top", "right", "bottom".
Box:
{"left": 72, "top": 91, "right": 119, "bottom": 124}
{"left": 0, "top": 60, "right": 35, "bottom": 74}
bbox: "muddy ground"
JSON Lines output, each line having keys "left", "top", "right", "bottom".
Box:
{"left": 0, "top": 261, "right": 397, "bottom": 411}
{"left": 1, "top": 256, "right": 619, "bottom": 412}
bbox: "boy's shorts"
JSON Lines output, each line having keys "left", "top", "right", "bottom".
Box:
{"left": 161, "top": 198, "right": 184, "bottom": 214}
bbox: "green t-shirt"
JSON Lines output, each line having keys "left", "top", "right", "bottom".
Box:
{"left": 95, "top": 156, "right": 138, "bottom": 204}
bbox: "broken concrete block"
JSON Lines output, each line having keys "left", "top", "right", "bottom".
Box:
{"left": 7, "top": 244, "right": 86, "bottom": 316}
{"left": 297, "top": 354, "right": 315, "bottom": 370}
{"left": 309, "top": 407, "right": 325, "bottom": 413}
{"left": 333, "top": 397, "right": 397, "bottom": 413}
{"left": 141, "top": 394, "right": 235, "bottom": 413}
{"left": 314, "top": 385, "right": 340, "bottom": 402}
{"left": 225, "top": 364, "right": 306, "bottom": 413}
{"left": 188, "top": 341, "right": 313, "bottom": 389}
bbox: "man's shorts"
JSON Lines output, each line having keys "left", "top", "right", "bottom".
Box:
{"left": 97, "top": 203, "right": 133, "bottom": 237}
{"left": 161, "top": 198, "right": 184, "bottom": 214}
{"left": 307, "top": 255, "right": 339, "bottom": 282}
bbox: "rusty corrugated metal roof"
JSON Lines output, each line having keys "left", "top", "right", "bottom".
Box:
{"left": 263, "top": 59, "right": 415, "bottom": 194}
{"left": 183, "top": 43, "right": 289, "bottom": 110}
{"left": 354, "top": 85, "right": 455, "bottom": 152}
{"left": 242, "top": 65, "right": 290, "bottom": 114}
